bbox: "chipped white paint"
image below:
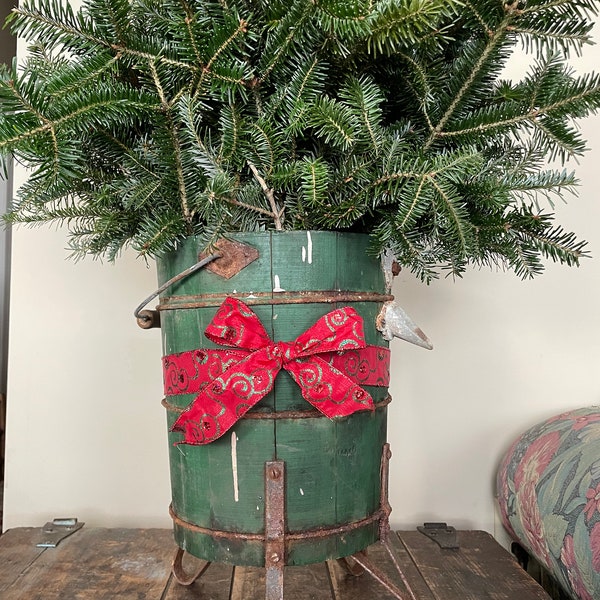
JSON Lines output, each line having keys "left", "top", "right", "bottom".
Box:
{"left": 257, "top": 505, "right": 260, "bottom": 511}
{"left": 273, "top": 274, "right": 285, "bottom": 292}
{"left": 300, "top": 488, "right": 304, "bottom": 496}
{"left": 302, "top": 235, "right": 314, "bottom": 264}
{"left": 273, "top": 313, "right": 278, "bottom": 320}
{"left": 231, "top": 432, "right": 239, "bottom": 502}
{"left": 247, "top": 293, "right": 257, "bottom": 298}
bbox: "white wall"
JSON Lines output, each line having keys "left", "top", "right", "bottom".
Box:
{"left": 3, "top": 12, "right": 600, "bottom": 541}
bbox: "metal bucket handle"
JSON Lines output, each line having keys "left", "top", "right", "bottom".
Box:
{"left": 133, "top": 253, "right": 221, "bottom": 329}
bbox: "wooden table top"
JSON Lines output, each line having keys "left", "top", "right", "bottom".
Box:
{"left": 0, "top": 527, "right": 550, "bottom": 599}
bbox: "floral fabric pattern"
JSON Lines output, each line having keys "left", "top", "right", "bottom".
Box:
{"left": 497, "top": 407, "right": 600, "bottom": 599}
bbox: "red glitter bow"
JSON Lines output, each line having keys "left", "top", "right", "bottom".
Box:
{"left": 170, "top": 296, "right": 375, "bottom": 445}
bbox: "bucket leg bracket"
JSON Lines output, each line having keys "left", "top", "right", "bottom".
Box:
{"left": 171, "top": 547, "right": 211, "bottom": 586}
{"left": 171, "top": 444, "right": 417, "bottom": 599}
{"left": 265, "top": 460, "right": 286, "bottom": 600}
{"left": 340, "top": 442, "right": 417, "bottom": 600}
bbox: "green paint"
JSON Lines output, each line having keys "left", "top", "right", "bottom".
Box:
{"left": 158, "top": 232, "right": 390, "bottom": 566}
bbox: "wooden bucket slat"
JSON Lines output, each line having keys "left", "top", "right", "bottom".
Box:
{"left": 158, "top": 232, "right": 389, "bottom": 566}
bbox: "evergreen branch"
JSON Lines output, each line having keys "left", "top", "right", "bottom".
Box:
{"left": 340, "top": 76, "right": 384, "bottom": 152}
{"left": 531, "top": 118, "right": 584, "bottom": 160}
{"left": 98, "top": 129, "right": 161, "bottom": 181}
{"left": 463, "top": 0, "right": 494, "bottom": 35}
{"left": 259, "top": 1, "right": 314, "bottom": 82}
{"left": 437, "top": 78, "right": 600, "bottom": 156}
{"left": 424, "top": 19, "right": 510, "bottom": 149}
{"left": 310, "top": 97, "right": 356, "bottom": 149}
{"left": 250, "top": 122, "right": 275, "bottom": 175}
{"left": 300, "top": 156, "right": 329, "bottom": 206}
{"left": 224, "top": 196, "right": 277, "bottom": 219}
{"left": 150, "top": 60, "right": 191, "bottom": 224}
{"left": 11, "top": 3, "right": 198, "bottom": 73}
{"left": 397, "top": 52, "right": 435, "bottom": 131}
{"left": 248, "top": 161, "right": 283, "bottom": 229}
{"left": 4, "top": 76, "right": 60, "bottom": 179}
{"left": 512, "top": 244, "right": 544, "bottom": 279}
{"left": 49, "top": 52, "right": 123, "bottom": 98}
{"left": 512, "top": 26, "right": 592, "bottom": 49}
{"left": 0, "top": 96, "right": 154, "bottom": 151}
{"left": 198, "top": 18, "right": 249, "bottom": 90}
{"left": 399, "top": 176, "right": 427, "bottom": 229}
{"left": 521, "top": 224, "right": 588, "bottom": 263}
{"left": 520, "top": 0, "right": 596, "bottom": 17}
{"left": 179, "top": 0, "right": 203, "bottom": 64}
{"left": 366, "top": 0, "right": 457, "bottom": 54}
{"left": 1, "top": 0, "right": 597, "bottom": 271}
{"left": 98, "top": 0, "right": 131, "bottom": 46}
{"left": 176, "top": 95, "right": 221, "bottom": 178}
{"left": 219, "top": 104, "right": 242, "bottom": 162}
{"left": 429, "top": 177, "right": 470, "bottom": 256}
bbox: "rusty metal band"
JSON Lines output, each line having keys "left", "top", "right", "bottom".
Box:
{"left": 169, "top": 503, "right": 384, "bottom": 543}
{"left": 162, "top": 394, "right": 391, "bottom": 417}
{"left": 157, "top": 290, "right": 394, "bottom": 311}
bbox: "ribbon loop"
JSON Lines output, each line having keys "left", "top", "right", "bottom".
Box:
{"left": 170, "top": 297, "right": 376, "bottom": 445}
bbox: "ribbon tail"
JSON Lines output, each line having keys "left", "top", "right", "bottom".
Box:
{"left": 171, "top": 349, "right": 279, "bottom": 445}
{"left": 284, "top": 357, "right": 374, "bottom": 419}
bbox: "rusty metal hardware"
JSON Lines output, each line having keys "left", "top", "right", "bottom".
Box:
{"left": 157, "top": 290, "right": 394, "bottom": 311}
{"left": 171, "top": 547, "right": 211, "bottom": 586}
{"left": 169, "top": 504, "right": 384, "bottom": 544}
{"left": 168, "top": 444, "right": 418, "bottom": 599}
{"left": 265, "top": 461, "right": 286, "bottom": 600}
{"left": 133, "top": 252, "right": 221, "bottom": 329}
{"left": 200, "top": 238, "right": 260, "bottom": 279}
{"left": 417, "top": 522, "right": 459, "bottom": 549}
{"left": 379, "top": 443, "right": 393, "bottom": 542}
{"left": 36, "top": 518, "right": 84, "bottom": 548}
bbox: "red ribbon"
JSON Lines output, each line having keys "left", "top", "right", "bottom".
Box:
{"left": 169, "top": 296, "right": 378, "bottom": 445}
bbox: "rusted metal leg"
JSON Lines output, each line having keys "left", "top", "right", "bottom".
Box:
{"left": 171, "top": 547, "right": 211, "bottom": 586}
{"left": 349, "top": 549, "right": 414, "bottom": 600}
{"left": 379, "top": 442, "right": 393, "bottom": 543}
{"left": 265, "top": 460, "right": 286, "bottom": 600}
{"left": 341, "top": 442, "right": 418, "bottom": 600}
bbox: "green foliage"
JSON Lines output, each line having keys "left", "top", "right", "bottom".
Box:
{"left": 0, "top": 0, "right": 599, "bottom": 280}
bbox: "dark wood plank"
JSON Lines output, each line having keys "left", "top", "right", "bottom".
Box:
{"left": 0, "top": 528, "right": 174, "bottom": 600}
{"left": 0, "top": 528, "right": 46, "bottom": 594}
{"left": 0, "top": 528, "right": 550, "bottom": 599}
{"left": 229, "top": 563, "right": 333, "bottom": 600}
{"left": 397, "top": 530, "right": 552, "bottom": 599}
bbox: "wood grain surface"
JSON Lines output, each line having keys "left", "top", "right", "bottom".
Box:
{"left": 0, "top": 527, "right": 551, "bottom": 599}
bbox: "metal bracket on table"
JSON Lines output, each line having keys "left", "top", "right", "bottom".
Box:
{"left": 36, "top": 518, "right": 84, "bottom": 548}
{"left": 417, "top": 522, "right": 459, "bottom": 549}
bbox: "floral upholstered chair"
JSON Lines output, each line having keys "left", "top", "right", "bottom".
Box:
{"left": 497, "top": 407, "right": 600, "bottom": 599}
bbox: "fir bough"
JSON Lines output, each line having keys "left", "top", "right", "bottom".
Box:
{"left": 0, "top": 0, "right": 599, "bottom": 280}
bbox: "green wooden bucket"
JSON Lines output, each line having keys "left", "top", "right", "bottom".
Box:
{"left": 157, "top": 231, "right": 392, "bottom": 567}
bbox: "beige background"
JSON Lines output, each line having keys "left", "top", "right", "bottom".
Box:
{"left": 3, "top": 5, "right": 600, "bottom": 543}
